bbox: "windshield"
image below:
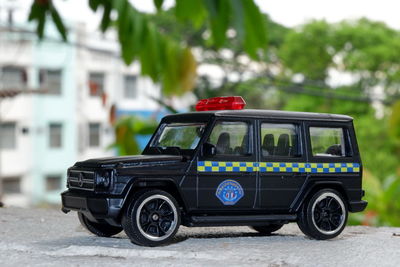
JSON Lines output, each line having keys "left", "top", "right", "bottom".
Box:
{"left": 151, "top": 123, "right": 206, "bottom": 150}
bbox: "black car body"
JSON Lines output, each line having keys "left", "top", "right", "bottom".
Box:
{"left": 62, "top": 108, "right": 367, "bottom": 246}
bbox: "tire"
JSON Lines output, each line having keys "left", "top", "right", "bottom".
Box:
{"left": 297, "top": 189, "right": 348, "bottom": 240}
{"left": 122, "top": 189, "right": 181, "bottom": 247}
{"left": 78, "top": 212, "right": 123, "bottom": 237}
{"left": 251, "top": 224, "right": 284, "bottom": 235}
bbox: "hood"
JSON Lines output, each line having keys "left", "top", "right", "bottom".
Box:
{"left": 74, "top": 154, "right": 183, "bottom": 168}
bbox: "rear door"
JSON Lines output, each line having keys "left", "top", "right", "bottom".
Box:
{"left": 258, "top": 120, "right": 307, "bottom": 210}
{"left": 197, "top": 118, "right": 257, "bottom": 210}
{"left": 304, "top": 121, "right": 361, "bottom": 201}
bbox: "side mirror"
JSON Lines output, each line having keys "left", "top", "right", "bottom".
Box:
{"left": 202, "top": 142, "right": 216, "bottom": 157}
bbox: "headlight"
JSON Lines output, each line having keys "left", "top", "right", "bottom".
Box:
{"left": 96, "top": 171, "right": 112, "bottom": 188}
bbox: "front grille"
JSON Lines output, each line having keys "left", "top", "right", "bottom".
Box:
{"left": 68, "top": 170, "right": 96, "bottom": 191}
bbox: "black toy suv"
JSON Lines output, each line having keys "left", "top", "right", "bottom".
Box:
{"left": 62, "top": 96, "right": 367, "bottom": 246}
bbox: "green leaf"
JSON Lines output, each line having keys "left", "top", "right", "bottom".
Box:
{"left": 100, "top": 2, "right": 112, "bottom": 32}
{"left": 37, "top": 14, "right": 46, "bottom": 39}
{"left": 28, "top": 2, "right": 41, "bottom": 21}
{"left": 154, "top": 0, "right": 164, "bottom": 11}
{"left": 50, "top": 5, "right": 68, "bottom": 41}
{"left": 204, "top": 0, "right": 230, "bottom": 47}
{"left": 230, "top": 0, "right": 244, "bottom": 39}
{"left": 175, "top": 0, "right": 206, "bottom": 28}
{"left": 88, "top": 0, "right": 102, "bottom": 11}
{"left": 241, "top": 0, "right": 268, "bottom": 59}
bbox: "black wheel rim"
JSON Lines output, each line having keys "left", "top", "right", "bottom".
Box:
{"left": 311, "top": 192, "right": 345, "bottom": 235}
{"left": 136, "top": 195, "right": 177, "bottom": 241}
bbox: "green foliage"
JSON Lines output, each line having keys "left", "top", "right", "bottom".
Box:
{"left": 349, "top": 171, "right": 400, "bottom": 226}
{"left": 28, "top": 0, "right": 268, "bottom": 96}
{"left": 279, "top": 21, "right": 333, "bottom": 80}
{"left": 389, "top": 100, "right": 400, "bottom": 145}
{"left": 110, "top": 116, "right": 158, "bottom": 155}
{"left": 28, "top": 0, "right": 67, "bottom": 41}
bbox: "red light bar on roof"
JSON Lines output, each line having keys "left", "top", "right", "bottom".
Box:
{"left": 195, "top": 96, "right": 246, "bottom": 111}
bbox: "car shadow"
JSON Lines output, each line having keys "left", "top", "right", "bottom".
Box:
{"left": 171, "top": 231, "right": 298, "bottom": 244}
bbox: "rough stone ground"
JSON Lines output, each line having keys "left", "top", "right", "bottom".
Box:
{"left": 0, "top": 207, "right": 399, "bottom": 266}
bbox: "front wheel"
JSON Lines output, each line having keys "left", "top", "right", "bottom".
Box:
{"left": 122, "top": 189, "right": 181, "bottom": 247}
{"left": 297, "top": 189, "right": 348, "bottom": 240}
{"left": 78, "top": 212, "right": 123, "bottom": 237}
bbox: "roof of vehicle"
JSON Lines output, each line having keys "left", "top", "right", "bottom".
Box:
{"left": 163, "top": 109, "right": 353, "bottom": 122}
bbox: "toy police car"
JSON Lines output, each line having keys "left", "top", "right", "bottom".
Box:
{"left": 62, "top": 96, "right": 367, "bottom": 246}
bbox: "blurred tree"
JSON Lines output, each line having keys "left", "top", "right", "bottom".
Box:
{"left": 28, "top": 0, "right": 268, "bottom": 96}
{"left": 150, "top": 10, "right": 289, "bottom": 109}
{"left": 110, "top": 116, "right": 158, "bottom": 156}
{"left": 279, "top": 19, "right": 400, "bottom": 226}
{"left": 280, "top": 20, "right": 334, "bottom": 81}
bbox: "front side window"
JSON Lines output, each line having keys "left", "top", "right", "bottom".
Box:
{"left": 208, "top": 121, "right": 250, "bottom": 156}
{"left": 310, "top": 127, "right": 346, "bottom": 157}
{"left": 261, "top": 123, "right": 299, "bottom": 157}
{"left": 152, "top": 123, "right": 206, "bottom": 150}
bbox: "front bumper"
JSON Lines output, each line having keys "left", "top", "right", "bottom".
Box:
{"left": 61, "top": 190, "right": 123, "bottom": 220}
{"left": 349, "top": 200, "right": 368, "bottom": 212}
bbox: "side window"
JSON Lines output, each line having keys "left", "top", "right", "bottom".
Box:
{"left": 310, "top": 127, "right": 346, "bottom": 157}
{"left": 208, "top": 121, "right": 250, "bottom": 156}
{"left": 261, "top": 123, "right": 299, "bottom": 157}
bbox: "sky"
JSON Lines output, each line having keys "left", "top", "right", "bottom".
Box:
{"left": 3, "top": 0, "right": 400, "bottom": 30}
{"left": 256, "top": 0, "right": 400, "bottom": 29}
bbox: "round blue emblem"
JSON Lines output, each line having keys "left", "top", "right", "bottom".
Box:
{"left": 215, "top": 179, "right": 244, "bottom": 205}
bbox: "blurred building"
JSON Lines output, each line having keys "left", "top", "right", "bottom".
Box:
{"left": 0, "top": 4, "right": 162, "bottom": 207}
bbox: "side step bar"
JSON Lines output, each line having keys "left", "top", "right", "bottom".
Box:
{"left": 187, "top": 214, "right": 297, "bottom": 227}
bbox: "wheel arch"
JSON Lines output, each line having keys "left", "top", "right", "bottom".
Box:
{"left": 290, "top": 181, "right": 349, "bottom": 213}
{"left": 120, "top": 178, "right": 187, "bottom": 217}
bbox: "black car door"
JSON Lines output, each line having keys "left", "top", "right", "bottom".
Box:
{"left": 258, "top": 120, "right": 307, "bottom": 210}
{"left": 197, "top": 118, "right": 257, "bottom": 210}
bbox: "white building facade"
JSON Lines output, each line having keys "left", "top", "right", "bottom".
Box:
{"left": 0, "top": 14, "right": 161, "bottom": 207}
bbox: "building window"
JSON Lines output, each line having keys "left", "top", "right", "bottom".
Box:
{"left": 45, "top": 175, "right": 62, "bottom": 191}
{"left": 124, "top": 75, "right": 137, "bottom": 99}
{"left": 39, "top": 69, "right": 62, "bottom": 95}
{"left": 0, "top": 66, "right": 27, "bottom": 90}
{"left": 0, "top": 122, "right": 16, "bottom": 149}
{"left": 88, "top": 72, "right": 104, "bottom": 97}
{"left": 49, "top": 123, "right": 62, "bottom": 148}
{"left": 89, "top": 123, "right": 101, "bottom": 147}
{"left": 2, "top": 177, "right": 21, "bottom": 194}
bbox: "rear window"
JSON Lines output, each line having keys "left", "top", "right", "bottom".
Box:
{"left": 310, "top": 127, "right": 346, "bottom": 157}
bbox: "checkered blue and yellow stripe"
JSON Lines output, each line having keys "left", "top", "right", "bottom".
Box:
{"left": 197, "top": 161, "right": 360, "bottom": 173}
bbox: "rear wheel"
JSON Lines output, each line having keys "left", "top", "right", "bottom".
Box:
{"left": 251, "top": 224, "right": 284, "bottom": 235}
{"left": 122, "top": 189, "right": 181, "bottom": 247}
{"left": 78, "top": 212, "right": 123, "bottom": 237}
{"left": 297, "top": 189, "right": 348, "bottom": 240}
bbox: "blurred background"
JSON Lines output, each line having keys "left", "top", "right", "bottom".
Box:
{"left": 0, "top": 0, "right": 399, "bottom": 227}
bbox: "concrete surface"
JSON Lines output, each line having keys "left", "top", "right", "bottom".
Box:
{"left": 0, "top": 207, "right": 399, "bottom": 267}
